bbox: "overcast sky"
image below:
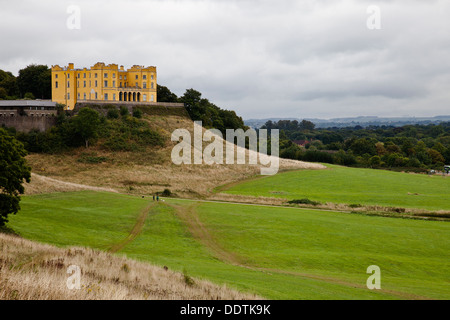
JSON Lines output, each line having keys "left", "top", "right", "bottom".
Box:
{"left": 1, "top": 0, "right": 449, "bottom": 119}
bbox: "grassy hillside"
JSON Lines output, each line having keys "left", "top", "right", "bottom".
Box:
{"left": 220, "top": 164, "right": 450, "bottom": 211}
{"left": 8, "top": 191, "right": 450, "bottom": 299}
{"left": 23, "top": 112, "right": 322, "bottom": 197}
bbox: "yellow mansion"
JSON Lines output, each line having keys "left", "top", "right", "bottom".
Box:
{"left": 51, "top": 62, "right": 157, "bottom": 110}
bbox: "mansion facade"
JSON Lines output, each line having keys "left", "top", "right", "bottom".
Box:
{"left": 51, "top": 62, "right": 157, "bottom": 110}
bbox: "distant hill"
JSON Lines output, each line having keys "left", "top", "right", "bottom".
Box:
{"left": 245, "top": 115, "right": 450, "bottom": 129}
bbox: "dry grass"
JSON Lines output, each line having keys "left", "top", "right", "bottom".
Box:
{"left": 0, "top": 233, "right": 260, "bottom": 300}
{"left": 23, "top": 114, "right": 324, "bottom": 197}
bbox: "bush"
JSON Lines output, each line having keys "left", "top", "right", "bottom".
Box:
{"left": 107, "top": 109, "right": 119, "bottom": 119}
{"left": 24, "top": 92, "right": 35, "bottom": 100}
{"left": 287, "top": 198, "right": 321, "bottom": 206}
{"left": 77, "top": 152, "right": 108, "bottom": 164}
{"left": 120, "top": 106, "right": 129, "bottom": 117}
{"left": 302, "top": 150, "right": 334, "bottom": 164}
{"left": 132, "top": 109, "right": 143, "bottom": 119}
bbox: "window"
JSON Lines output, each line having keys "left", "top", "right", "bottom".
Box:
{"left": 95, "top": 80, "right": 98, "bottom": 87}
{"left": 143, "top": 94, "right": 147, "bottom": 101}
{"left": 151, "top": 74, "right": 154, "bottom": 80}
{"left": 55, "top": 81, "right": 58, "bottom": 88}
{"left": 120, "top": 82, "right": 122, "bottom": 88}
{"left": 77, "top": 93, "right": 80, "bottom": 99}
{"left": 113, "top": 93, "right": 116, "bottom": 101}
{"left": 135, "top": 82, "right": 138, "bottom": 87}
{"left": 104, "top": 73, "right": 108, "bottom": 78}
{"left": 77, "top": 73, "right": 80, "bottom": 78}
{"left": 67, "top": 81, "right": 70, "bottom": 88}
{"left": 104, "top": 80, "right": 108, "bottom": 87}
{"left": 67, "top": 93, "right": 70, "bottom": 99}
{"left": 95, "top": 73, "right": 98, "bottom": 78}
{"left": 113, "top": 73, "right": 116, "bottom": 78}
{"left": 112, "top": 80, "right": 115, "bottom": 88}
{"left": 84, "top": 73, "right": 86, "bottom": 78}
{"left": 104, "top": 93, "right": 108, "bottom": 100}
{"left": 143, "top": 75, "right": 147, "bottom": 79}
{"left": 83, "top": 81, "right": 86, "bottom": 87}
{"left": 124, "top": 76, "right": 127, "bottom": 80}
{"left": 77, "top": 81, "right": 79, "bottom": 88}
{"left": 151, "top": 82, "right": 154, "bottom": 89}
{"left": 95, "top": 92, "right": 98, "bottom": 99}
{"left": 143, "top": 82, "right": 146, "bottom": 89}
{"left": 135, "top": 75, "right": 138, "bottom": 80}
{"left": 151, "top": 94, "right": 154, "bottom": 102}
{"left": 55, "top": 74, "right": 58, "bottom": 79}
{"left": 84, "top": 93, "right": 86, "bottom": 99}
{"left": 119, "top": 75, "right": 122, "bottom": 80}
{"left": 67, "top": 74, "right": 70, "bottom": 79}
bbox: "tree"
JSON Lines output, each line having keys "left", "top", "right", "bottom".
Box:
{"left": 179, "top": 88, "right": 247, "bottom": 134}
{"left": 299, "top": 119, "right": 315, "bottom": 131}
{"left": 0, "top": 69, "right": 19, "bottom": 98}
{"left": 350, "top": 138, "right": 377, "bottom": 156}
{"left": 0, "top": 87, "right": 7, "bottom": 99}
{"left": 17, "top": 64, "right": 51, "bottom": 99}
{"left": 157, "top": 85, "right": 178, "bottom": 102}
{"left": 179, "top": 88, "right": 202, "bottom": 118}
{"left": 427, "top": 149, "right": 445, "bottom": 164}
{"left": 72, "top": 107, "right": 101, "bottom": 148}
{"left": 0, "top": 128, "right": 31, "bottom": 226}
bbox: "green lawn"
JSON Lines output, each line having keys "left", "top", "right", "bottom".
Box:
{"left": 221, "top": 165, "right": 450, "bottom": 211}
{"left": 7, "top": 191, "right": 450, "bottom": 299}
{"left": 8, "top": 191, "right": 147, "bottom": 250}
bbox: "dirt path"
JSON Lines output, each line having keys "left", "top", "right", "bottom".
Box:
{"left": 108, "top": 203, "right": 155, "bottom": 253}
{"left": 30, "top": 173, "right": 119, "bottom": 193}
{"left": 170, "top": 203, "right": 247, "bottom": 267}
{"left": 169, "top": 201, "right": 431, "bottom": 300}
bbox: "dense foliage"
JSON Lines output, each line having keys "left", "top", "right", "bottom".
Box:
{"left": 157, "top": 85, "right": 248, "bottom": 134}
{"left": 4, "top": 107, "right": 165, "bottom": 154}
{"left": 0, "top": 65, "right": 51, "bottom": 100}
{"left": 0, "top": 128, "right": 31, "bottom": 226}
{"left": 262, "top": 120, "right": 450, "bottom": 171}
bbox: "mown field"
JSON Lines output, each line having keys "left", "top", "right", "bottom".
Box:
{"left": 8, "top": 190, "right": 450, "bottom": 299}
{"left": 220, "top": 164, "right": 450, "bottom": 211}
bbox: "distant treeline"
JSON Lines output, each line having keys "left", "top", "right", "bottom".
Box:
{"left": 262, "top": 120, "right": 450, "bottom": 171}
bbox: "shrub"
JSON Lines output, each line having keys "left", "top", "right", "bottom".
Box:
{"left": 120, "top": 106, "right": 129, "bottom": 117}
{"left": 132, "top": 109, "right": 143, "bottom": 119}
{"left": 287, "top": 198, "right": 321, "bottom": 206}
{"left": 162, "top": 189, "right": 172, "bottom": 197}
{"left": 24, "top": 92, "right": 35, "bottom": 100}
{"left": 107, "top": 109, "right": 119, "bottom": 119}
{"left": 77, "top": 152, "right": 108, "bottom": 164}
{"left": 183, "top": 268, "right": 195, "bottom": 287}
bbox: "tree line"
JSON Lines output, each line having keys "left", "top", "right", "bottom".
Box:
{"left": 158, "top": 86, "right": 247, "bottom": 134}
{"left": 262, "top": 120, "right": 450, "bottom": 171}
{"left": 0, "top": 65, "right": 51, "bottom": 100}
